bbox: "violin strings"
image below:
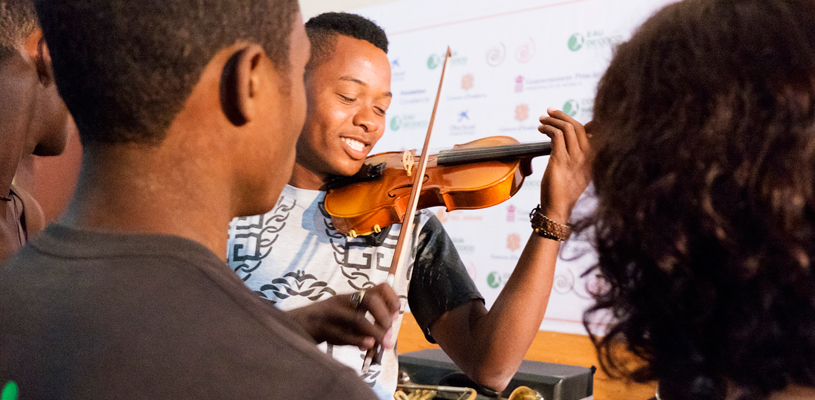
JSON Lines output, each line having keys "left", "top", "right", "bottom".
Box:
{"left": 437, "top": 143, "right": 551, "bottom": 165}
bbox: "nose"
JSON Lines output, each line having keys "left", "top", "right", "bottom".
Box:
{"left": 353, "top": 106, "right": 381, "bottom": 133}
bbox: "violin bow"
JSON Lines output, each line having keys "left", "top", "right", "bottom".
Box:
{"left": 362, "top": 47, "right": 452, "bottom": 373}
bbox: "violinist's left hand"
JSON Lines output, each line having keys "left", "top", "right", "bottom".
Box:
{"left": 428, "top": 111, "right": 594, "bottom": 391}
{"left": 537, "top": 108, "right": 593, "bottom": 223}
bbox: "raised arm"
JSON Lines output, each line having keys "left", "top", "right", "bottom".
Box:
{"left": 428, "top": 108, "right": 593, "bottom": 391}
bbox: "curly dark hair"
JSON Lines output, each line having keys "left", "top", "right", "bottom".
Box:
{"left": 304, "top": 12, "right": 388, "bottom": 74}
{"left": 35, "top": 0, "right": 298, "bottom": 146}
{"left": 584, "top": 0, "right": 815, "bottom": 399}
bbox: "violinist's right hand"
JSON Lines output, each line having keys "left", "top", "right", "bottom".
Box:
{"left": 286, "top": 282, "right": 400, "bottom": 350}
{"left": 537, "top": 108, "right": 594, "bottom": 223}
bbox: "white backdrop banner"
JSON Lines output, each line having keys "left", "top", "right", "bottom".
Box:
{"left": 350, "top": 0, "right": 677, "bottom": 335}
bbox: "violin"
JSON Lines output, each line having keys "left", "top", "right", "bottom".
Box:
{"left": 324, "top": 135, "right": 552, "bottom": 237}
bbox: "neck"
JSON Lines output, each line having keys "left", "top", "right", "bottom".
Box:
{"left": 0, "top": 166, "right": 16, "bottom": 201}
{"left": 0, "top": 59, "right": 39, "bottom": 201}
{"left": 0, "top": 123, "right": 33, "bottom": 203}
{"left": 288, "top": 161, "right": 328, "bottom": 190}
{"left": 61, "top": 144, "right": 233, "bottom": 259}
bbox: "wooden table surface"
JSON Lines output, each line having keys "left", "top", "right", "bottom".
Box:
{"left": 396, "top": 312, "right": 657, "bottom": 400}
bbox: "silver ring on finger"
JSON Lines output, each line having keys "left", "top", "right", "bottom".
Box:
{"left": 349, "top": 289, "right": 366, "bottom": 309}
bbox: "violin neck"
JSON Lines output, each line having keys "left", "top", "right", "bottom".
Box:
{"left": 436, "top": 142, "right": 552, "bottom": 166}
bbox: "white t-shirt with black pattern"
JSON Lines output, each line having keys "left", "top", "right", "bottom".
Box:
{"left": 227, "top": 185, "right": 425, "bottom": 399}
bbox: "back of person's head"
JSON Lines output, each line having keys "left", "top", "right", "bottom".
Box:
{"left": 303, "top": 12, "right": 387, "bottom": 74}
{"left": 35, "top": 0, "right": 299, "bottom": 147}
{"left": 0, "top": 0, "right": 37, "bottom": 63}
{"left": 586, "top": 0, "right": 815, "bottom": 399}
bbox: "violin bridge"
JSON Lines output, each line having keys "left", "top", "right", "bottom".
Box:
{"left": 373, "top": 224, "right": 382, "bottom": 234}
{"left": 402, "top": 150, "right": 415, "bottom": 177}
{"left": 348, "top": 230, "right": 358, "bottom": 238}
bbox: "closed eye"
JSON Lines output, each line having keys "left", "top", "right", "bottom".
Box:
{"left": 338, "top": 94, "right": 356, "bottom": 103}
{"left": 374, "top": 107, "right": 386, "bottom": 116}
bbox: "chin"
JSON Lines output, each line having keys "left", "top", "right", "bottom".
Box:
{"left": 333, "top": 161, "right": 366, "bottom": 177}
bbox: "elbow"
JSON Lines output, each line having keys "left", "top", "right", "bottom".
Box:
{"left": 468, "top": 365, "right": 516, "bottom": 393}
{"left": 462, "top": 345, "right": 525, "bottom": 392}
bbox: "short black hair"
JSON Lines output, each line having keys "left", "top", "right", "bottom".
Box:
{"left": 304, "top": 12, "right": 387, "bottom": 74}
{"left": 584, "top": 0, "right": 815, "bottom": 399}
{"left": 0, "top": 0, "right": 37, "bottom": 63}
{"left": 35, "top": 0, "right": 299, "bottom": 146}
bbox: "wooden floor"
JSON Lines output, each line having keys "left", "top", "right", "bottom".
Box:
{"left": 397, "top": 313, "right": 657, "bottom": 400}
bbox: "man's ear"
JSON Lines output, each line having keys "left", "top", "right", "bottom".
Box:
{"left": 23, "top": 29, "right": 53, "bottom": 86}
{"left": 219, "top": 44, "right": 267, "bottom": 127}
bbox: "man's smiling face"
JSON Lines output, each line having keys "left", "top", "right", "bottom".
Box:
{"left": 295, "top": 34, "right": 392, "bottom": 183}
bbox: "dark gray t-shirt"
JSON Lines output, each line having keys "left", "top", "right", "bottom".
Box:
{"left": 0, "top": 224, "right": 376, "bottom": 400}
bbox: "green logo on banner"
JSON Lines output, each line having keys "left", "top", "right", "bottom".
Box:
{"left": 563, "top": 100, "right": 580, "bottom": 117}
{"left": 390, "top": 116, "right": 402, "bottom": 131}
{"left": 568, "top": 33, "right": 584, "bottom": 51}
{"left": 427, "top": 54, "right": 440, "bottom": 70}
{"left": 1, "top": 382, "right": 18, "bottom": 400}
{"left": 487, "top": 272, "right": 502, "bottom": 289}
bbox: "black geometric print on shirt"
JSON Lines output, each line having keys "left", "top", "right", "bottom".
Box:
{"left": 254, "top": 291, "right": 277, "bottom": 305}
{"left": 397, "top": 294, "right": 408, "bottom": 315}
{"left": 359, "top": 351, "right": 381, "bottom": 387}
{"left": 318, "top": 202, "right": 377, "bottom": 290}
{"left": 318, "top": 201, "right": 423, "bottom": 290}
{"left": 259, "top": 270, "right": 337, "bottom": 301}
{"left": 230, "top": 197, "right": 296, "bottom": 281}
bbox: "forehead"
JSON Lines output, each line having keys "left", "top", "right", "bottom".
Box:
{"left": 314, "top": 34, "right": 391, "bottom": 88}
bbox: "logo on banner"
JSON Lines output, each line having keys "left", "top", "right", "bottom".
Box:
{"left": 568, "top": 30, "right": 624, "bottom": 52}
{"left": 451, "top": 110, "right": 476, "bottom": 136}
{"left": 507, "top": 205, "right": 516, "bottom": 222}
{"left": 515, "top": 104, "right": 530, "bottom": 122}
{"left": 389, "top": 114, "right": 429, "bottom": 131}
{"left": 515, "top": 38, "right": 536, "bottom": 63}
{"left": 390, "top": 58, "right": 407, "bottom": 82}
{"left": 427, "top": 54, "right": 440, "bottom": 69}
{"left": 563, "top": 100, "right": 579, "bottom": 117}
{"left": 568, "top": 33, "right": 585, "bottom": 51}
{"left": 428, "top": 51, "right": 469, "bottom": 69}
{"left": 487, "top": 272, "right": 503, "bottom": 289}
{"left": 452, "top": 237, "right": 476, "bottom": 253}
{"left": 486, "top": 42, "right": 506, "bottom": 67}
{"left": 507, "top": 233, "right": 521, "bottom": 251}
{"left": 461, "top": 74, "right": 474, "bottom": 91}
{"left": 390, "top": 116, "right": 402, "bottom": 131}
{"left": 515, "top": 76, "right": 525, "bottom": 93}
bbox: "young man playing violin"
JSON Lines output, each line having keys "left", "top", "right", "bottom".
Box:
{"left": 227, "top": 12, "right": 592, "bottom": 399}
